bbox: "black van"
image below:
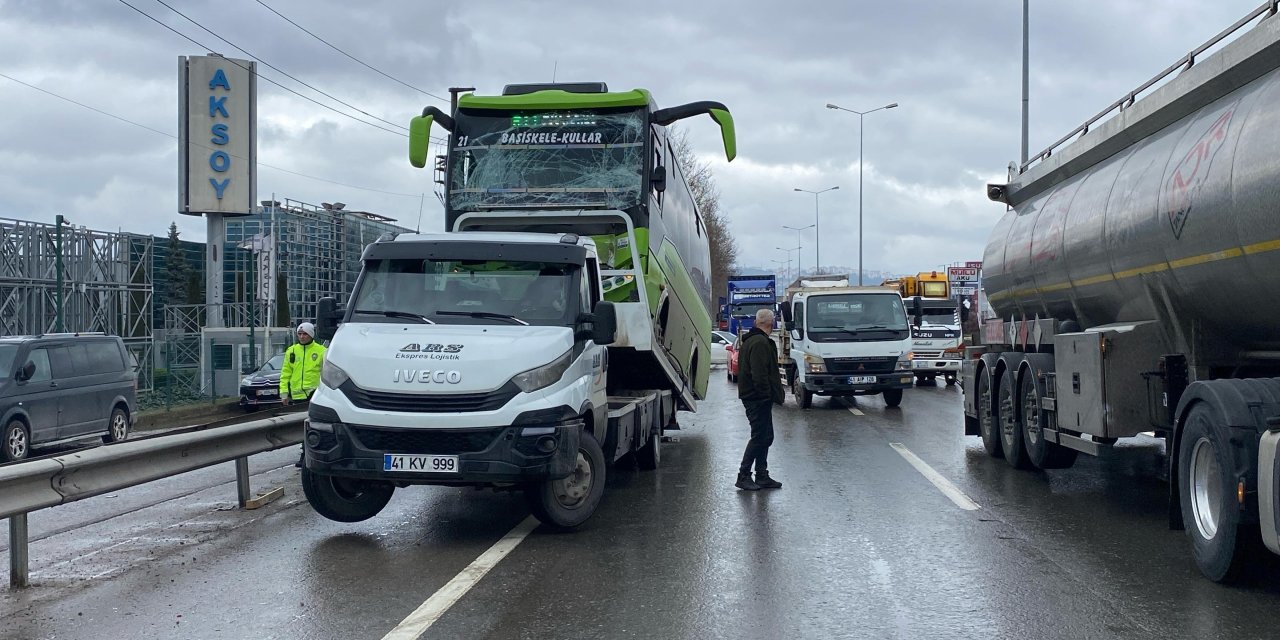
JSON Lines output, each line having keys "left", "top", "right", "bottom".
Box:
{"left": 0, "top": 334, "right": 138, "bottom": 462}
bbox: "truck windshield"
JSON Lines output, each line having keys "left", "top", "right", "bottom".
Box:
{"left": 350, "top": 258, "right": 582, "bottom": 327}
{"left": 0, "top": 344, "right": 16, "bottom": 378}
{"left": 920, "top": 307, "right": 958, "bottom": 326}
{"left": 808, "top": 294, "right": 908, "bottom": 341}
{"left": 448, "top": 108, "right": 646, "bottom": 212}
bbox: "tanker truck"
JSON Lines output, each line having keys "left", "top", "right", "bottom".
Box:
{"left": 963, "top": 6, "right": 1280, "bottom": 582}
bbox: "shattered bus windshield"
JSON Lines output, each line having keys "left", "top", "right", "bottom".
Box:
{"left": 448, "top": 108, "right": 646, "bottom": 212}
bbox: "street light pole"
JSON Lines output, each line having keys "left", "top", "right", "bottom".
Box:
{"left": 777, "top": 246, "right": 799, "bottom": 283}
{"left": 826, "top": 102, "right": 898, "bottom": 285}
{"left": 792, "top": 187, "right": 838, "bottom": 275}
{"left": 782, "top": 223, "right": 814, "bottom": 278}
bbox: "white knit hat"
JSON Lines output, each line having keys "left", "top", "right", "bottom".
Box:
{"left": 297, "top": 322, "right": 316, "bottom": 338}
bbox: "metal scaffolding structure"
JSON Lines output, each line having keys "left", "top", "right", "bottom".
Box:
{"left": 0, "top": 217, "right": 154, "bottom": 388}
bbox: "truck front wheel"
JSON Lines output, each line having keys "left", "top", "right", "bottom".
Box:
{"left": 882, "top": 388, "right": 903, "bottom": 408}
{"left": 526, "top": 431, "right": 607, "bottom": 530}
{"left": 301, "top": 469, "right": 395, "bottom": 523}
{"left": 1179, "top": 404, "right": 1254, "bottom": 582}
{"left": 792, "top": 377, "right": 813, "bottom": 409}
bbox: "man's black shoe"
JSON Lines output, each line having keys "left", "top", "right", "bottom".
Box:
{"left": 755, "top": 472, "right": 782, "bottom": 489}
{"left": 735, "top": 472, "right": 760, "bottom": 491}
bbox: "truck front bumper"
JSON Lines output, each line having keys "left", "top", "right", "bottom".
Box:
{"left": 803, "top": 372, "right": 914, "bottom": 396}
{"left": 912, "top": 358, "right": 961, "bottom": 374}
{"left": 303, "top": 407, "right": 583, "bottom": 485}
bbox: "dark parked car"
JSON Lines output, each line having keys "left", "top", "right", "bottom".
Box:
{"left": 239, "top": 354, "right": 285, "bottom": 411}
{"left": 0, "top": 334, "right": 138, "bottom": 462}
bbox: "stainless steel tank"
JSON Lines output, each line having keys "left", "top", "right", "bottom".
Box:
{"left": 983, "top": 62, "right": 1280, "bottom": 351}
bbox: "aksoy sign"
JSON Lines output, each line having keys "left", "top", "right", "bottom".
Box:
{"left": 179, "top": 55, "right": 256, "bottom": 216}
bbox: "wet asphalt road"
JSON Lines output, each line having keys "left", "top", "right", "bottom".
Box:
{"left": 2, "top": 373, "right": 1279, "bottom": 639}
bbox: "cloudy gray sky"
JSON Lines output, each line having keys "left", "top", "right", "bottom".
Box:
{"left": 0, "top": 0, "right": 1264, "bottom": 277}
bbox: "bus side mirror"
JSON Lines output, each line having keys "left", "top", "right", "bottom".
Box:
{"left": 651, "top": 165, "right": 667, "bottom": 193}
{"left": 316, "top": 297, "right": 344, "bottom": 342}
{"left": 591, "top": 301, "right": 617, "bottom": 345}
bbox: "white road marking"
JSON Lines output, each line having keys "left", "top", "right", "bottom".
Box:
{"left": 890, "top": 443, "right": 981, "bottom": 511}
{"left": 383, "top": 516, "right": 539, "bottom": 640}
{"left": 848, "top": 406, "right": 865, "bottom": 416}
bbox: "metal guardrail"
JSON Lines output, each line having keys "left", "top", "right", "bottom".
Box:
{"left": 2, "top": 412, "right": 306, "bottom": 588}
{"left": 1020, "top": 0, "right": 1280, "bottom": 174}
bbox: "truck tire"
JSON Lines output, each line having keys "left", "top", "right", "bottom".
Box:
{"left": 1178, "top": 403, "right": 1254, "bottom": 582}
{"left": 637, "top": 423, "right": 661, "bottom": 471}
{"left": 1019, "top": 373, "right": 1077, "bottom": 470}
{"left": 793, "top": 377, "right": 813, "bottom": 409}
{"left": 977, "top": 370, "right": 1003, "bottom": 458}
{"left": 882, "top": 388, "right": 903, "bottom": 408}
{"left": 301, "top": 469, "right": 395, "bottom": 523}
{"left": 999, "top": 371, "right": 1031, "bottom": 469}
{"left": 945, "top": 374, "right": 957, "bottom": 387}
{"left": 526, "top": 431, "right": 607, "bottom": 530}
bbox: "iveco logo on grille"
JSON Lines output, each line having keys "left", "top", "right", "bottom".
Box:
{"left": 393, "top": 370, "right": 463, "bottom": 384}
{"left": 401, "top": 343, "right": 463, "bottom": 353}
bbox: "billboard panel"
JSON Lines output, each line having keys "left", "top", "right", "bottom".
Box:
{"left": 179, "top": 55, "right": 256, "bottom": 216}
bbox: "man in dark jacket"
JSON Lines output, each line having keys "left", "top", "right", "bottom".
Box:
{"left": 737, "top": 308, "right": 785, "bottom": 490}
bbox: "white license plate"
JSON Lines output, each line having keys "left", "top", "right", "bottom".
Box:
{"left": 257, "top": 390, "right": 276, "bottom": 397}
{"left": 383, "top": 454, "right": 459, "bottom": 473}
{"left": 847, "top": 375, "right": 877, "bottom": 384}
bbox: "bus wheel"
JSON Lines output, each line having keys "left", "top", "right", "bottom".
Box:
{"left": 977, "top": 370, "right": 1003, "bottom": 458}
{"left": 527, "top": 431, "right": 606, "bottom": 530}
{"left": 1179, "top": 403, "right": 1254, "bottom": 582}
{"left": 1019, "top": 372, "right": 1076, "bottom": 469}
{"left": 999, "top": 371, "right": 1031, "bottom": 469}
{"left": 301, "top": 469, "right": 394, "bottom": 523}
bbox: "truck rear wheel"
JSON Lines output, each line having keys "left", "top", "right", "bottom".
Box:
{"left": 882, "top": 388, "right": 903, "bottom": 408}
{"left": 977, "top": 370, "right": 1003, "bottom": 458}
{"left": 527, "top": 431, "right": 606, "bottom": 530}
{"left": 1179, "top": 403, "right": 1254, "bottom": 582}
{"left": 999, "top": 372, "right": 1031, "bottom": 469}
{"left": 637, "top": 423, "right": 661, "bottom": 471}
{"left": 301, "top": 469, "right": 395, "bottom": 523}
{"left": 1019, "top": 372, "right": 1077, "bottom": 469}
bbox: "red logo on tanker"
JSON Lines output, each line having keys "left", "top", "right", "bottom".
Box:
{"left": 1166, "top": 105, "right": 1235, "bottom": 239}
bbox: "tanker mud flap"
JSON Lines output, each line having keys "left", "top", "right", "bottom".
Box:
{"left": 1260, "top": 423, "right": 1280, "bottom": 556}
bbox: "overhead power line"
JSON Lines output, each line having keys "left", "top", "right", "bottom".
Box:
{"left": 149, "top": 0, "right": 408, "bottom": 132}
{"left": 0, "top": 71, "right": 426, "bottom": 198}
{"left": 254, "top": 0, "right": 449, "bottom": 104}
{"left": 114, "top": 0, "right": 406, "bottom": 138}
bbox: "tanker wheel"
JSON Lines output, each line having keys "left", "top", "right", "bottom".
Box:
{"left": 977, "top": 370, "right": 1003, "bottom": 458}
{"left": 1178, "top": 403, "right": 1258, "bottom": 582}
{"left": 998, "top": 371, "right": 1030, "bottom": 469}
{"left": 1019, "top": 372, "right": 1077, "bottom": 470}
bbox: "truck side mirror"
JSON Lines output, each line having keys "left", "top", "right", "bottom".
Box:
{"left": 591, "top": 301, "right": 617, "bottom": 345}
{"left": 650, "top": 165, "right": 667, "bottom": 193}
{"left": 316, "top": 297, "right": 344, "bottom": 342}
{"left": 17, "top": 361, "right": 35, "bottom": 382}
{"left": 912, "top": 298, "right": 923, "bottom": 326}
{"left": 779, "top": 303, "right": 793, "bottom": 326}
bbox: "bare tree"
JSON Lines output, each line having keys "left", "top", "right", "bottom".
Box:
{"left": 671, "top": 130, "right": 738, "bottom": 314}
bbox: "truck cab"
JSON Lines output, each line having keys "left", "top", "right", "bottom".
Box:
{"left": 303, "top": 231, "right": 623, "bottom": 528}
{"left": 780, "top": 281, "right": 914, "bottom": 408}
{"left": 906, "top": 296, "right": 963, "bottom": 386}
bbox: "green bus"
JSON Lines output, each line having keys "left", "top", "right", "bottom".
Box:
{"left": 409, "top": 82, "right": 735, "bottom": 403}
